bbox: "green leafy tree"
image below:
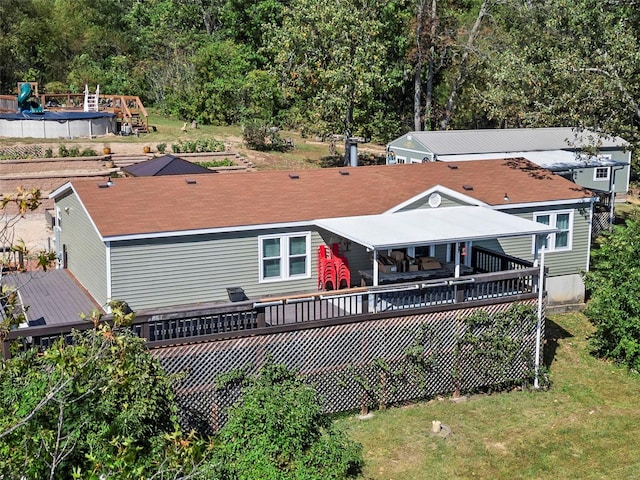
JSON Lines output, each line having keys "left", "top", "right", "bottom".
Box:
{"left": 268, "top": 0, "right": 403, "bottom": 140}
{"left": 210, "top": 360, "right": 363, "bottom": 479}
{"left": 0, "top": 318, "right": 210, "bottom": 479}
{"left": 470, "top": 0, "right": 640, "bottom": 145}
{"left": 585, "top": 216, "right": 640, "bottom": 371}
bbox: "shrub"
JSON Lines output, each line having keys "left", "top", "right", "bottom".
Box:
{"left": 81, "top": 148, "right": 97, "bottom": 157}
{"left": 156, "top": 142, "right": 167, "bottom": 154}
{"left": 243, "top": 119, "right": 292, "bottom": 152}
{"left": 195, "top": 159, "right": 235, "bottom": 168}
{"left": 585, "top": 216, "right": 640, "bottom": 370}
{"left": 211, "top": 359, "right": 363, "bottom": 479}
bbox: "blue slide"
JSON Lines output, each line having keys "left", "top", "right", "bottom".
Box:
{"left": 17, "top": 83, "right": 43, "bottom": 113}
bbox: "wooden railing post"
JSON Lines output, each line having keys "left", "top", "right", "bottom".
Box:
{"left": 2, "top": 338, "right": 11, "bottom": 360}
{"left": 256, "top": 308, "right": 266, "bottom": 328}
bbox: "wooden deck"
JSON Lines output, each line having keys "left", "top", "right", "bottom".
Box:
{"left": 3, "top": 269, "right": 102, "bottom": 326}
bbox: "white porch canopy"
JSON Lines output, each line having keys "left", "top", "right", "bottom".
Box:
{"left": 315, "top": 206, "right": 557, "bottom": 251}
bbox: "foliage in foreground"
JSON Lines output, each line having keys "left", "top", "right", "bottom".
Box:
{"left": 211, "top": 360, "right": 363, "bottom": 479}
{"left": 585, "top": 215, "right": 640, "bottom": 371}
{"left": 0, "top": 324, "right": 208, "bottom": 479}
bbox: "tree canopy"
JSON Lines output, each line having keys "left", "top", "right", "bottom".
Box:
{"left": 1, "top": 0, "right": 639, "bottom": 153}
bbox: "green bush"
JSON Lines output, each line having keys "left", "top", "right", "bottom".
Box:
{"left": 195, "top": 159, "right": 235, "bottom": 168}
{"left": 171, "top": 138, "right": 225, "bottom": 154}
{"left": 156, "top": 142, "right": 167, "bottom": 154}
{"left": 585, "top": 216, "right": 640, "bottom": 370}
{"left": 211, "top": 359, "right": 363, "bottom": 479}
{"left": 81, "top": 148, "right": 98, "bottom": 156}
{"left": 243, "top": 119, "right": 292, "bottom": 152}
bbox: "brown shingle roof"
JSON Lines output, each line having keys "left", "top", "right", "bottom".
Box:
{"left": 60, "top": 159, "right": 592, "bottom": 238}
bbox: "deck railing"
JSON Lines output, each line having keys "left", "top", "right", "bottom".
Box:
{"left": 3, "top": 266, "right": 543, "bottom": 359}
{"left": 471, "top": 246, "right": 534, "bottom": 273}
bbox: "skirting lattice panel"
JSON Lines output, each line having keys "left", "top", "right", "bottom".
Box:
{"left": 152, "top": 299, "right": 541, "bottom": 433}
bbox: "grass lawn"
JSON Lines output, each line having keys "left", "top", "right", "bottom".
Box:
{"left": 337, "top": 312, "right": 640, "bottom": 479}
{"left": 0, "top": 111, "right": 386, "bottom": 169}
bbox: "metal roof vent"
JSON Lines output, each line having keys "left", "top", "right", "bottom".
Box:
{"left": 339, "top": 170, "right": 350, "bottom": 175}
{"left": 448, "top": 164, "right": 458, "bottom": 169}
{"left": 289, "top": 173, "right": 300, "bottom": 179}
{"left": 462, "top": 184, "right": 474, "bottom": 191}
{"left": 185, "top": 178, "right": 197, "bottom": 184}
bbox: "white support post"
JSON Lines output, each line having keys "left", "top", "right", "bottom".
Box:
{"left": 372, "top": 249, "right": 379, "bottom": 287}
{"left": 534, "top": 245, "right": 545, "bottom": 389}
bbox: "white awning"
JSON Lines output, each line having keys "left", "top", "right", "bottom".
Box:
{"left": 315, "top": 206, "right": 557, "bottom": 250}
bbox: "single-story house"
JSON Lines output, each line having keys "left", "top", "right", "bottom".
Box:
{"left": 49, "top": 159, "right": 595, "bottom": 313}
{"left": 386, "top": 127, "right": 631, "bottom": 199}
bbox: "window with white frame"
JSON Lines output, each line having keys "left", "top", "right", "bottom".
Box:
{"left": 593, "top": 167, "right": 610, "bottom": 182}
{"left": 259, "top": 232, "right": 311, "bottom": 282}
{"left": 533, "top": 211, "right": 573, "bottom": 253}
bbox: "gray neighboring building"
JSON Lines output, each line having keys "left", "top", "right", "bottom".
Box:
{"left": 386, "top": 127, "right": 631, "bottom": 199}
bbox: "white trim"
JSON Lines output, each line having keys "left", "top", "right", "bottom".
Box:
{"left": 493, "top": 197, "right": 596, "bottom": 211}
{"left": 106, "top": 241, "right": 112, "bottom": 303}
{"left": 592, "top": 166, "right": 610, "bottom": 182}
{"left": 532, "top": 210, "right": 574, "bottom": 254}
{"left": 387, "top": 146, "right": 432, "bottom": 155}
{"left": 50, "top": 182, "right": 106, "bottom": 243}
{"left": 104, "top": 220, "right": 314, "bottom": 242}
{"left": 258, "top": 232, "right": 311, "bottom": 283}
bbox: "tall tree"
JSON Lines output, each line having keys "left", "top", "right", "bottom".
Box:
{"left": 470, "top": 0, "right": 640, "bottom": 144}
{"left": 268, "top": 0, "right": 403, "bottom": 140}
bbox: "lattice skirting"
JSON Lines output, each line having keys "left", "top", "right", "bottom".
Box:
{"left": 152, "top": 299, "right": 542, "bottom": 433}
{"left": 0, "top": 145, "right": 44, "bottom": 159}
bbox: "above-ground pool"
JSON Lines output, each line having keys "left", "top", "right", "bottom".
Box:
{"left": 0, "top": 111, "right": 116, "bottom": 138}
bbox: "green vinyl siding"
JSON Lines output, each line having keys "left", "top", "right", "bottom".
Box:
{"left": 56, "top": 193, "right": 108, "bottom": 307}
{"left": 110, "top": 228, "right": 324, "bottom": 310}
{"left": 571, "top": 160, "right": 630, "bottom": 194}
{"left": 476, "top": 203, "right": 592, "bottom": 277}
{"left": 397, "top": 192, "right": 472, "bottom": 210}
{"left": 387, "top": 134, "right": 431, "bottom": 164}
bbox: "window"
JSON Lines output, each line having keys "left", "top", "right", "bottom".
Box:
{"left": 259, "top": 232, "right": 311, "bottom": 282}
{"left": 593, "top": 167, "right": 610, "bottom": 182}
{"left": 533, "top": 211, "right": 573, "bottom": 253}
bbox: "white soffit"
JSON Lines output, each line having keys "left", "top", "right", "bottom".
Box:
{"left": 315, "top": 206, "right": 558, "bottom": 250}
